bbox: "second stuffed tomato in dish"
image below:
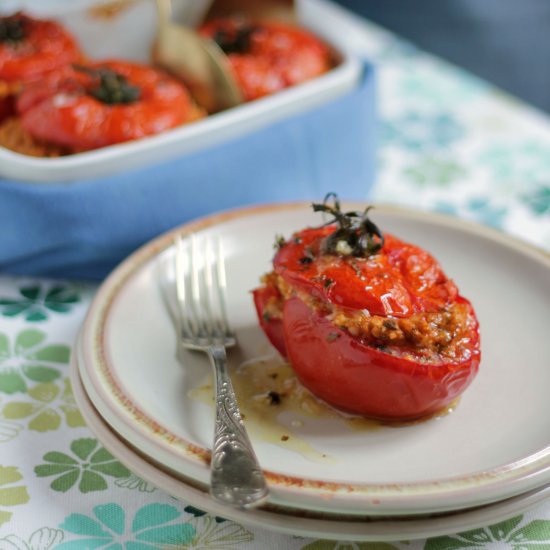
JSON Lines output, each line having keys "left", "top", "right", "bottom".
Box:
{"left": 253, "top": 195, "right": 481, "bottom": 421}
{"left": 16, "top": 60, "right": 203, "bottom": 152}
{"left": 200, "top": 18, "right": 333, "bottom": 101}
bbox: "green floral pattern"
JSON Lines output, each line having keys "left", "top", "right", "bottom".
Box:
{"left": 0, "top": 330, "right": 70, "bottom": 394}
{"left": 521, "top": 185, "right": 550, "bottom": 216}
{"left": 185, "top": 515, "right": 254, "bottom": 548}
{"left": 478, "top": 142, "right": 550, "bottom": 184}
{"left": 184, "top": 505, "right": 227, "bottom": 524}
{"left": 0, "top": 466, "right": 29, "bottom": 527}
{"left": 0, "top": 284, "right": 80, "bottom": 322}
{"left": 115, "top": 474, "right": 157, "bottom": 493}
{"left": 0, "top": 418, "right": 22, "bottom": 443}
{"left": 434, "top": 197, "right": 508, "bottom": 229}
{"left": 58, "top": 503, "right": 195, "bottom": 549}
{"left": 425, "top": 515, "right": 550, "bottom": 549}
{"left": 1, "top": 378, "right": 84, "bottom": 431}
{"left": 34, "top": 438, "right": 130, "bottom": 493}
{"left": 0, "top": 527, "right": 64, "bottom": 549}
{"left": 403, "top": 156, "right": 466, "bottom": 187}
{"left": 383, "top": 112, "right": 464, "bottom": 151}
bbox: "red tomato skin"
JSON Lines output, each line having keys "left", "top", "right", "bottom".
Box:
{"left": 199, "top": 20, "right": 331, "bottom": 101}
{"left": 16, "top": 61, "right": 194, "bottom": 150}
{"left": 252, "top": 287, "right": 287, "bottom": 357}
{"left": 0, "top": 95, "right": 14, "bottom": 122}
{"left": 281, "top": 295, "right": 480, "bottom": 420}
{"left": 0, "top": 14, "right": 81, "bottom": 83}
{"left": 273, "top": 227, "right": 458, "bottom": 318}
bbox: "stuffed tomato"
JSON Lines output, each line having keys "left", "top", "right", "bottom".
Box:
{"left": 16, "top": 60, "right": 202, "bottom": 151}
{"left": 0, "top": 13, "right": 82, "bottom": 121}
{"left": 253, "top": 195, "right": 481, "bottom": 421}
{"left": 200, "top": 18, "right": 333, "bottom": 101}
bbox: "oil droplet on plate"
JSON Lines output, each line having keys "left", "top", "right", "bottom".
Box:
{"left": 189, "top": 355, "right": 383, "bottom": 463}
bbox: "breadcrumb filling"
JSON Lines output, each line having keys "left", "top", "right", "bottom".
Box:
{"left": 260, "top": 272, "right": 475, "bottom": 363}
{"left": 0, "top": 116, "right": 65, "bottom": 157}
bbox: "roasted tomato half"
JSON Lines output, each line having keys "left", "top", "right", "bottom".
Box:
{"left": 253, "top": 195, "right": 481, "bottom": 421}
{"left": 0, "top": 13, "right": 81, "bottom": 83}
{"left": 16, "top": 60, "right": 201, "bottom": 151}
{"left": 0, "top": 12, "right": 82, "bottom": 122}
{"left": 200, "top": 18, "right": 333, "bottom": 101}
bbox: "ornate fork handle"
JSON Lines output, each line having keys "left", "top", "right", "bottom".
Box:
{"left": 208, "top": 345, "right": 269, "bottom": 509}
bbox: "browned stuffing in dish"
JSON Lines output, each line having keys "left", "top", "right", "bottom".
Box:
{"left": 0, "top": 102, "right": 206, "bottom": 157}
{"left": 0, "top": 117, "right": 66, "bottom": 157}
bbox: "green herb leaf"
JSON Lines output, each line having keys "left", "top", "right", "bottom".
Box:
{"left": 312, "top": 193, "right": 384, "bottom": 258}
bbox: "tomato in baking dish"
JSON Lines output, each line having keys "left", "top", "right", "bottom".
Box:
{"left": 200, "top": 18, "right": 333, "bottom": 101}
{"left": 0, "top": 12, "right": 82, "bottom": 122}
{"left": 0, "top": 13, "right": 81, "bottom": 83}
{"left": 253, "top": 195, "right": 481, "bottom": 421}
{"left": 16, "top": 60, "right": 201, "bottom": 151}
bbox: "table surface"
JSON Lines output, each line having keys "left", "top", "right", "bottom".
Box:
{"left": 1, "top": 7, "right": 550, "bottom": 550}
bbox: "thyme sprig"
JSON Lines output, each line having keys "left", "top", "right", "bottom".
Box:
{"left": 74, "top": 65, "right": 141, "bottom": 105}
{"left": 312, "top": 192, "right": 384, "bottom": 257}
{"left": 212, "top": 21, "right": 257, "bottom": 54}
{"left": 0, "top": 14, "right": 26, "bottom": 44}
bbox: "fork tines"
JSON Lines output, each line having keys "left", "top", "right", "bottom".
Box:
{"left": 174, "top": 234, "right": 235, "bottom": 349}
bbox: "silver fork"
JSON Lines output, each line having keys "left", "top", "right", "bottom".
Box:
{"left": 171, "top": 234, "right": 268, "bottom": 509}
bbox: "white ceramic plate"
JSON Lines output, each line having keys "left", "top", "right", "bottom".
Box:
{"left": 0, "top": 0, "right": 363, "bottom": 182}
{"left": 70, "top": 355, "right": 550, "bottom": 542}
{"left": 78, "top": 202, "right": 550, "bottom": 516}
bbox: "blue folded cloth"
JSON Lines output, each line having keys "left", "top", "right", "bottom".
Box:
{"left": 0, "top": 64, "right": 376, "bottom": 280}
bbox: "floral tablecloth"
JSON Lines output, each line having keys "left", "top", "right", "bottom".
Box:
{"left": 1, "top": 6, "right": 550, "bottom": 550}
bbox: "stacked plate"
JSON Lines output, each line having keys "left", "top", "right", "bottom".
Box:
{"left": 71, "top": 202, "right": 550, "bottom": 542}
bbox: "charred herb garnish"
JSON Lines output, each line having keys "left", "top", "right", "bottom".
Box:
{"left": 274, "top": 234, "right": 286, "bottom": 250}
{"left": 212, "top": 21, "right": 257, "bottom": 55}
{"left": 323, "top": 277, "right": 334, "bottom": 288}
{"left": 0, "top": 14, "right": 27, "bottom": 44}
{"left": 312, "top": 192, "right": 384, "bottom": 257}
{"left": 267, "top": 391, "right": 281, "bottom": 405}
{"left": 74, "top": 65, "right": 141, "bottom": 105}
{"left": 299, "top": 247, "right": 315, "bottom": 265}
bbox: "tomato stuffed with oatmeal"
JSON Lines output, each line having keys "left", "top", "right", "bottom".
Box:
{"left": 252, "top": 194, "right": 481, "bottom": 421}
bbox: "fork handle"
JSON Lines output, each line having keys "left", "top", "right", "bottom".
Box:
{"left": 208, "top": 345, "right": 269, "bottom": 509}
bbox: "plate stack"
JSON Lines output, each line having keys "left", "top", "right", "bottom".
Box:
{"left": 72, "top": 203, "right": 550, "bottom": 542}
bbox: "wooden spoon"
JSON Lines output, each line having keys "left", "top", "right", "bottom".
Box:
{"left": 153, "top": 0, "right": 243, "bottom": 113}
